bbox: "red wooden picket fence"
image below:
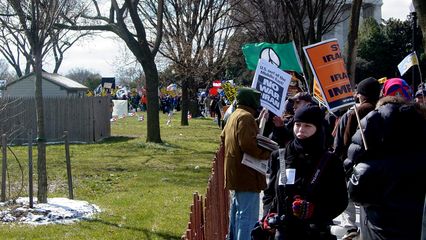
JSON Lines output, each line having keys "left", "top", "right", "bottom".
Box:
{"left": 182, "top": 144, "right": 229, "bottom": 240}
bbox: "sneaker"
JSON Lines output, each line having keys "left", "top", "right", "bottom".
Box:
{"left": 342, "top": 228, "right": 359, "bottom": 240}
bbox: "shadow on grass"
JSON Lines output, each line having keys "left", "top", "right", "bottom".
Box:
{"left": 99, "top": 136, "right": 137, "bottom": 143}
{"left": 85, "top": 218, "right": 181, "bottom": 240}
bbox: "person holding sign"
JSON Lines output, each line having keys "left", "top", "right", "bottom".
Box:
{"left": 270, "top": 92, "right": 314, "bottom": 148}
{"left": 333, "top": 77, "right": 381, "bottom": 240}
{"left": 346, "top": 78, "right": 426, "bottom": 240}
{"left": 261, "top": 104, "right": 347, "bottom": 240}
{"left": 221, "top": 87, "right": 272, "bottom": 240}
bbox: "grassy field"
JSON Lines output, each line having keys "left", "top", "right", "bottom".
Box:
{"left": 0, "top": 112, "right": 222, "bottom": 239}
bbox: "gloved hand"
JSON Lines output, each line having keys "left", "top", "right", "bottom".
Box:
{"left": 262, "top": 212, "right": 279, "bottom": 231}
{"left": 292, "top": 195, "right": 314, "bottom": 220}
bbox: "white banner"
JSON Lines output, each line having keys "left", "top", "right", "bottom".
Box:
{"left": 398, "top": 51, "right": 419, "bottom": 76}
{"left": 112, "top": 100, "right": 128, "bottom": 117}
{"left": 251, "top": 59, "right": 292, "bottom": 117}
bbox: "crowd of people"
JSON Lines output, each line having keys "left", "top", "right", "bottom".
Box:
{"left": 221, "top": 78, "right": 426, "bottom": 240}
{"left": 109, "top": 88, "right": 181, "bottom": 114}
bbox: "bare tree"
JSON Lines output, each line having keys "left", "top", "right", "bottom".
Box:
{"left": 66, "top": 67, "right": 102, "bottom": 90}
{"left": 142, "top": 0, "right": 237, "bottom": 125}
{"left": 0, "top": 4, "right": 32, "bottom": 77}
{"left": 1, "top": 0, "right": 79, "bottom": 203}
{"left": 0, "top": 59, "right": 15, "bottom": 81}
{"left": 56, "top": 0, "right": 164, "bottom": 143}
{"left": 0, "top": 1, "right": 91, "bottom": 78}
{"left": 281, "top": 0, "right": 347, "bottom": 88}
{"left": 231, "top": 0, "right": 294, "bottom": 43}
{"left": 228, "top": 0, "right": 347, "bottom": 90}
{"left": 50, "top": 30, "right": 92, "bottom": 73}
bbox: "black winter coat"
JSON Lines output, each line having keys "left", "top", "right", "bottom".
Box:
{"left": 347, "top": 97, "right": 426, "bottom": 240}
{"left": 263, "top": 143, "right": 348, "bottom": 240}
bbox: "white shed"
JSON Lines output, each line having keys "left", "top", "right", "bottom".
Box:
{"left": 4, "top": 72, "right": 88, "bottom": 97}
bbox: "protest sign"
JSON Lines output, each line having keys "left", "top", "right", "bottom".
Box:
{"left": 313, "top": 78, "right": 326, "bottom": 105}
{"left": 251, "top": 59, "right": 292, "bottom": 116}
{"left": 303, "top": 39, "right": 355, "bottom": 111}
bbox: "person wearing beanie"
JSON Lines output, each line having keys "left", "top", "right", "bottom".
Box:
{"left": 345, "top": 81, "right": 426, "bottom": 239}
{"left": 332, "top": 77, "right": 381, "bottom": 239}
{"left": 221, "top": 87, "right": 271, "bottom": 240}
{"left": 235, "top": 87, "right": 262, "bottom": 110}
{"left": 262, "top": 104, "right": 348, "bottom": 240}
{"left": 356, "top": 77, "right": 381, "bottom": 101}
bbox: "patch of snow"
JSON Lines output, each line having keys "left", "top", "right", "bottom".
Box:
{"left": 0, "top": 197, "right": 101, "bottom": 225}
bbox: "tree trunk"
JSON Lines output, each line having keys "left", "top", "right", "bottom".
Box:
{"left": 34, "top": 47, "right": 47, "bottom": 203}
{"left": 180, "top": 78, "right": 189, "bottom": 126}
{"left": 345, "top": 0, "right": 363, "bottom": 87}
{"left": 413, "top": 0, "right": 426, "bottom": 58}
{"left": 144, "top": 58, "right": 162, "bottom": 143}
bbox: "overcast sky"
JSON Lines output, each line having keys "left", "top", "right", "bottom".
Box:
{"left": 54, "top": 0, "right": 413, "bottom": 78}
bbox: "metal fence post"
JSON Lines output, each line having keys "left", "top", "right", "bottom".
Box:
{"left": 1, "top": 134, "right": 7, "bottom": 202}
{"left": 28, "top": 130, "right": 33, "bottom": 208}
{"left": 64, "top": 131, "right": 73, "bottom": 199}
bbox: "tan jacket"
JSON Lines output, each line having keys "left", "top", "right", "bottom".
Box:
{"left": 220, "top": 105, "right": 271, "bottom": 192}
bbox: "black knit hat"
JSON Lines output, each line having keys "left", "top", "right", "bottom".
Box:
{"left": 236, "top": 87, "right": 261, "bottom": 110}
{"left": 293, "top": 104, "right": 324, "bottom": 129}
{"left": 291, "top": 92, "right": 312, "bottom": 102}
{"left": 356, "top": 77, "right": 380, "bottom": 100}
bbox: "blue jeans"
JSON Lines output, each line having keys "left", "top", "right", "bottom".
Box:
{"left": 227, "top": 191, "right": 260, "bottom": 240}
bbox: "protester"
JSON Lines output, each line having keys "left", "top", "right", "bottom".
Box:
{"left": 346, "top": 78, "right": 426, "bottom": 239}
{"left": 270, "top": 92, "right": 313, "bottom": 148}
{"left": 262, "top": 104, "right": 348, "bottom": 240}
{"left": 333, "top": 77, "right": 381, "bottom": 240}
{"left": 414, "top": 88, "right": 426, "bottom": 105}
{"left": 291, "top": 92, "right": 313, "bottom": 113}
{"left": 215, "top": 95, "right": 226, "bottom": 128}
{"left": 269, "top": 99, "right": 295, "bottom": 147}
{"left": 379, "top": 77, "right": 413, "bottom": 100}
{"left": 221, "top": 87, "right": 272, "bottom": 240}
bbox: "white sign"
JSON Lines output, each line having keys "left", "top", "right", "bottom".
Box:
{"left": 112, "top": 100, "right": 128, "bottom": 117}
{"left": 103, "top": 82, "right": 113, "bottom": 89}
{"left": 251, "top": 59, "right": 292, "bottom": 117}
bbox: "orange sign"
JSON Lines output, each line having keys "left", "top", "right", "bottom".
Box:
{"left": 313, "top": 79, "right": 325, "bottom": 104}
{"left": 303, "top": 39, "right": 354, "bottom": 111}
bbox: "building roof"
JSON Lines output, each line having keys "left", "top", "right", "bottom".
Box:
{"left": 7, "top": 72, "right": 88, "bottom": 90}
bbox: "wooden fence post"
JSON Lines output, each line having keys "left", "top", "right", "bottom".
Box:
{"left": 1, "top": 134, "right": 7, "bottom": 202}
{"left": 28, "top": 130, "right": 34, "bottom": 208}
{"left": 64, "top": 131, "right": 74, "bottom": 199}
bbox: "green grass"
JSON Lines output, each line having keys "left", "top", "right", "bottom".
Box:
{"left": 0, "top": 112, "right": 222, "bottom": 239}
